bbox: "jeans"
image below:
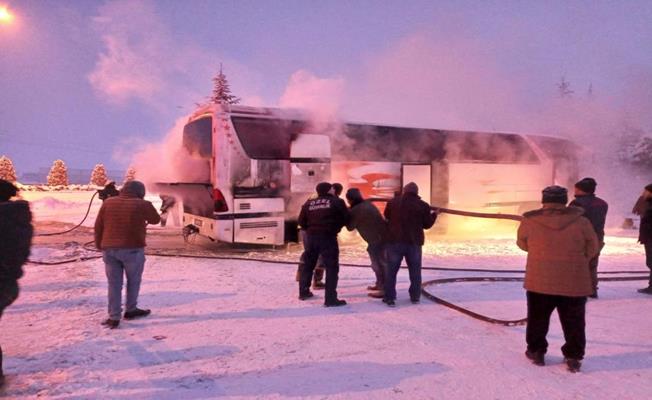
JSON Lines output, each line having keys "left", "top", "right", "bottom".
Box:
{"left": 367, "top": 242, "right": 386, "bottom": 288}
{"left": 526, "top": 291, "right": 587, "bottom": 360}
{"left": 300, "top": 233, "right": 340, "bottom": 303}
{"left": 103, "top": 248, "right": 146, "bottom": 320}
{"left": 384, "top": 243, "right": 422, "bottom": 301}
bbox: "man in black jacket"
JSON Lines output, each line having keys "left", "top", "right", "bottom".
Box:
{"left": 298, "top": 182, "right": 350, "bottom": 307}
{"left": 383, "top": 182, "right": 437, "bottom": 307}
{"left": 569, "top": 177, "right": 608, "bottom": 298}
{"left": 638, "top": 184, "right": 652, "bottom": 294}
{"left": 0, "top": 180, "right": 33, "bottom": 387}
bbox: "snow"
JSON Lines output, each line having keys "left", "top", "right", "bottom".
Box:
{"left": 1, "top": 191, "right": 651, "bottom": 398}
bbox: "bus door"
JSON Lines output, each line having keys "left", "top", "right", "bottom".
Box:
{"left": 402, "top": 164, "right": 432, "bottom": 205}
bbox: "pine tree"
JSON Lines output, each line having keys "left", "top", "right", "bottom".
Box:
{"left": 90, "top": 163, "right": 108, "bottom": 186}
{"left": 0, "top": 155, "right": 17, "bottom": 182}
{"left": 124, "top": 166, "right": 136, "bottom": 183}
{"left": 210, "top": 63, "right": 241, "bottom": 105}
{"left": 47, "top": 159, "right": 69, "bottom": 186}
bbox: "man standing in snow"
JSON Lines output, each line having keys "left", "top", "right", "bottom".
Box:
{"left": 569, "top": 178, "right": 608, "bottom": 298}
{"left": 517, "top": 186, "right": 599, "bottom": 373}
{"left": 0, "top": 180, "right": 33, "bottom": 387}
{"left": 298, "top": 182, "right": 350, "bottom": 307}
{"left": 94, "top": 180, "right": 160, "bottom": 329}
{"left": 345, "top": 188, "right": 388, "bottom": 298}
{"left": 637, "top": 184, "right": 652, "bottom": 295}
{"left": 383, "top": 182, "right": 437, "bottom": 307}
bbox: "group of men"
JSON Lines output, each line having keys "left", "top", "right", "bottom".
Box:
{"left": 296, "top": 176, "right": 650, "bottom": 373}
{"left": 297, "top": 180, "right": 437, "bottom": 307}
{"left": 1, "top": 175, "right": 652, "bottom": 382}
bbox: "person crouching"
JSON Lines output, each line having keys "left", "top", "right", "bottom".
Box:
{"left": 345, "top": 188, "right": 388, "bottom": 298}
{"left": 517, "top": 186, "right": 599, "bottom": 373}
{"left": 94, "top": 180, "right": 161, "bottom": 329}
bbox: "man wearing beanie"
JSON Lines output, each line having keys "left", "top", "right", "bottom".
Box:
{"left": 569, "top": 177, "right": 609, "bottom": 298}
{"left": 637, "top": 184, "right": 652, "bottom": 294}
{"left": 517, "top": 185, "right": 599, "bottom": 373}
{"left": 0, "top": 180, "right": 33, "bottom": 387}
{"left": 94, "top": 180, "right": 160, "bottom": 329}
{"left": 298, "top": 182, "right": 350, "bottom": 307}
{"left": 383, "top": 182, "right": 437, "bottom": 307}
{"left": 345, "top": 188, "right": 388, "bottom": 297}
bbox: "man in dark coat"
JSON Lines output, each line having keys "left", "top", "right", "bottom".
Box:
{"left": 637, "top": 184, "right": 652, "bottom": 294}
{"left": 0, "top": 180, "right": 33, "bottom": 386}
{"left": 517, "top": 186, "right": 599, "bottom": 373}
{"left": 298, "top": 182, "right": 350, "bottom": 307}
{"left": 569, "top": 177, "right": 608, "bottom": 298}
{"left": 382, "top": 182, "right": 437, "bottom": 307}
{"left": 345, "top": 188, "right": 388, "bottom": 297}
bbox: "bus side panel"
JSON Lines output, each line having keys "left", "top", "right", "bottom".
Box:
{"left": 448, "top": 163, "right": 547, "bottom": 213}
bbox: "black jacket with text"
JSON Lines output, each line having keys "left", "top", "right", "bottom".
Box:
{"left": 298, "top": 194, "right": 350, "bottom": 237}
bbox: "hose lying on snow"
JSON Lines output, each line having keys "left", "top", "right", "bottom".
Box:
{"left": 420, "top": 275, "right": 649, "bottom": 326}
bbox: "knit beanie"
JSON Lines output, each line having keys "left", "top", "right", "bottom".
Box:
{"left": 542, "top": 185, "right": 568, "bottom": 204}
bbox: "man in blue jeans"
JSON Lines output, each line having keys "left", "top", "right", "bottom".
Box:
{"left": 94, "top": 180, "right": 160, "bottom": 329}
{"left": 383, "top": 182, "right": 438, "bottom": 307}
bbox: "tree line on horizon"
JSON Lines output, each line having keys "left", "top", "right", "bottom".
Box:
{"left": 0, "top": 156, "right": 136, "bottom": 187}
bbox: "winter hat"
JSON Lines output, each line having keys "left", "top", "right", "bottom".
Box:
{"left": 403, "top": 182, "right": 419, "bottom": 195}
{"left": 316, "top": 182, "right": 332, "bottom": 196}
{"left": 0, "top": 179, "right": 18, "bottom": 202}
{"left": 542, "top": 185, "right": 568, "bottom": 204}
{"left": 345, "top": 188, "right": 364, "bottom": 204}
{"left": 121, "top": 180, "right": 146, "bottom": 199}
{"left": 575, "top": 177, "right": 597, "bottom": 194}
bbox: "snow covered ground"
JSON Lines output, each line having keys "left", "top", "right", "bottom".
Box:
{"left": 1, "top": 190, "right": 650, "bottom": 399}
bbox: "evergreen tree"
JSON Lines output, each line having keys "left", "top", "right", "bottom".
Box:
{"left": 210, "top": 63, "right": 241, "bottom": 105}
{"left": 0, "top": 155, "right": 17, "bottom": 182}
{"left": 47, "top": 159, "right": 69, "bottom": 186}
{"left": 124, "top": 166, "right": 136, "bottom": 183}
{"left": 90, "top": 163, "right": 109, "bottom": 186}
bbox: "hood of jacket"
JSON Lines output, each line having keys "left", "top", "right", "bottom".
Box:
{"left": 523, "top": 204, "right": 584, "bottom": 231}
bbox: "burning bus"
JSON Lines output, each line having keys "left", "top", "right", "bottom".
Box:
{"left": 167, "top": 103, "right": 580, "bottom": 245}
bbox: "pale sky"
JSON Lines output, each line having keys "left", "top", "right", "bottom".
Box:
{"left": 2, "top": 0, "right": 652, "bottom": 173}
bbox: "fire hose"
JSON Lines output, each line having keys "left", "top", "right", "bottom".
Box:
{"left": 27, "top": 194, "right": 649, "bottom": 326}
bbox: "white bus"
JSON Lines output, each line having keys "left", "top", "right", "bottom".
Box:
{"left": 163, "top": 104, "right": 580, "bottom": 245}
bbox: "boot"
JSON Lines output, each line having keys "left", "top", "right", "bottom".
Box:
{"left": 565, "top": 358, "right": 582, "bottom": 373}
{"left": 123, "top": 308, "right": 151, "bottom": 320}
{"left": 525, "top": 350, "right": 545, "bottom": 366}
{"left": 637, "top": 286, "right": 652, "bottom": 294}
{"left": 324, "top": 299, "right": 347, "bottom": 307}
{"left": 299, "top": 291, "right": 314, "bottom": 300}
{"left": 101, "top": 318, "right": 120, "bottom": 329}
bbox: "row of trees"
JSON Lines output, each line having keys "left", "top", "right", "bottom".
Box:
{"left": 0, "top": 155, "right": 136, "bottom": 186}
